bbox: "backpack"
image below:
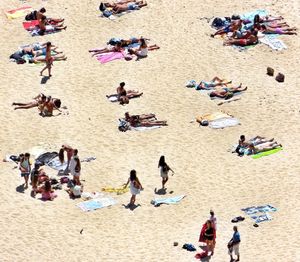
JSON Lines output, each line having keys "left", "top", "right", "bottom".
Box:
{"left": 212, "top": 17, "right": 224, "bottom": 28}
{"left": 25, "top": 11, "right": 37, "bottom": 21}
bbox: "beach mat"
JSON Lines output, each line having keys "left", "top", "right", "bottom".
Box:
{"left": 23, "top": 20, "right": 39, "bottom": 30}
{"left": 132, "top": 126, "right": 161, "bottom": 131}
{"left": 151, "top": 195, "right": 185, "bottom": 207}
{"left": 77, "top": 197, "right": 116, "bottom": 212}
{"left": 5, "top": 6, "right": 33, "bottom": 19}
{"left": 252, "top": 147, "right": 282, "bottom": 159}
{"left": 209, "top": 117, "right": 240, "bottom": 129}
{"left": 96, "top": 52, "right": 125, "bottom": 64}
{"left": 260, "top": 35, "right": 287, "bottom": 50}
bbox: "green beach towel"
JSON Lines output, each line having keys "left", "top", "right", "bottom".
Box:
{"left": 252, "top": 147, "right": 283, "bottom": 159}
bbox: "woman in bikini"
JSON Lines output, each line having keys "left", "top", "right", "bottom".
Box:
{"left": 123, "top": 170, "right": 143, "bottom": 207}
{"left": 209, "top": 84, "right": 247, "bottom": 99}
{"left": 89, "top": 42, "right": 123, "bottom": 57}
{"left": 39, "top": 97, "right": 62, "bottom": 116}
{"left": 112, "top": 1, "right": 147, "bottom": 14}
{"left": 38, "top": 15, "right": 66, "bottom": 35}
{"left": 197, "top": 77, "right": 232, "bottom": 90}
{"left": 40, "top": 42, "right": 54, "bottom": 77}
{"left": 13, "top": 93, "right": 46, "bottom": 110}
{"left": 224, "top": 30, "right": 258, "bottom": 46}
{"left": 261, "top": 25, "right": 297, "bottom": 35}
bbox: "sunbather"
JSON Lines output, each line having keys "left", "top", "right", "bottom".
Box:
{"left": 261, "top": 25, "right": 297, "bottom": 35}
{"left": 253, "top": 14, "right": 284, "bottom": 24}
{"left": 246, "top": 141, "right": 282, "bottom": 155}
{"left": 209, "top": 85, "right": 247, "bottom": 99}
{"left": 38, "top": 15, "right": 67, "bottom": 35}
{"left": 236, "top": 135, "right": 274, "bottom": 156}
{"left": 211, "top": 20, "right": 242, "bottom": 37}
{"left": 89, "top": 43, "right": 123, "bottom": 57}
{"left": 26, "top": 7, "right": 64, "bottom": 24}
{"left": 120, "top": 37, "right": 150, "bottom": 47}
{"left": 30, "top": 53, "right": 67, "bottom": 63}
{"left": 13, "top": 93, "right": 46, "bottom": 110}
{"left": 112, "top": 1, "right": 147, "bottom": 14}
{"left": 107, "top": 82, "right": 143, "bottom": 104}
{"left": 128, "top": 38, "right": 160, "bottom": 58}
{"left": 224, "top": 30, "right": 258, "bottom": 46}
{"left": 124, "top": 112, "right": 156, "bottom": 126}
{"left": 39, "top": 96, "right": 62, "bottom": 117}
{"left": 197, "top": 77, "right": 232, "bottom": 90}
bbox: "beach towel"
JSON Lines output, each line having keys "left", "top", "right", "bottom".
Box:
{"left": 209, "top": 117, "right": 240, "bottom": 129}
{"left": 102, "top": 186, "right": 129, "bottom": 195}
{"left": 35, "top": 152, "right": 58, "bottom": 165}
{"left": 23, "top": 20, "right": 39, "bottom": 30}
{"left": 240, "top": 10, "right": 267, "bottom": 21}
{"left": 252, "top": 147, "right": 282, "bottom": 159}
{"left": 107, "top": 95, "right": 119, "bottom": 102}
{"left": 96, "top": 52, "right": 124, "bottom": 64}
{"left": 132, "top": 126, "right": 161, "bottom": 131}
{"left": 5, "top": 6, "right": 33, "bottom": 19}
{"left": 259, "top": 35, "right": 287, "bottom": 50}
{"left": 196, "top": 112, "right": 232, "bottom": 122}
{"left": 251, "top": 213, "right": 273, "bottom": 223}
{"left": 199, "top": 223, "right": 216, "bottom": 242}
{"left": 232, "top": 44, "right": 256, "bottom": 52}
{"left": 77, "top": 197, "right": 116, "bottom": 212}
{"left": 151, "top": 195, "right": 185, "bottom": 207}
{"left": 242, "top": 205, "right": 277, "bottom": 215}
{"left": 46, "top": 156, "right": 68, "bottom": 171}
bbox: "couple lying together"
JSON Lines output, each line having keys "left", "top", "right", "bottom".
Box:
{"left": 25, "top": 7, "right": 66, "bottom": 35}
{"left": 235, "top": 135, "right": 282, "bottom": 156}
{"left": 119, "top": 112, "right": 167, "bottom": 131}
{"left": 106, "top": 82, "right": 143, "bottom": 104}
{"left": 198, "top": 77, "right": 247, "bottom": 99}
{"left": 12, "top": 93, "right": 62, "bottom": 117}
{"left": 100, "top": 0, "right": 147, "bottom": 16}
{"left": 10, "top": 42, "right": 66, "bottom": 64}
{"left": 89, "top": 37, "right": 159, "bottom": 59}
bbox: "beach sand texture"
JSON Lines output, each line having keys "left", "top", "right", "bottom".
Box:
{"left": 0, "top": 0, "right": 300, "bottom": 261}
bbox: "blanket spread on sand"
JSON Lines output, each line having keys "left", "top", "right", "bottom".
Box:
{"left": 77, "top": 197, "right": 117, "bottom": 211}
{"left": 5, "top": 6, "right": 33, "bottom": 19}
{"left": 151, "top": 195, "right": 185, "bottom": 206}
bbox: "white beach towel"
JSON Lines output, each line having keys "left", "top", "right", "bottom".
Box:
{"left": 209, "top": 117, "right": 240, "bottom": 129}
{"left": 260, "top": 35, "right": 287, "bottom": 50}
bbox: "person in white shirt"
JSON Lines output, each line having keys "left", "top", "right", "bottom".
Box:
{"left": 209, "top": 210, "right": 217, "bottom": 230}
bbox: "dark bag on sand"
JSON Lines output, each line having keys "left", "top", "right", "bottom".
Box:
{"left": 212, "top": 17, "right": 224, "bottom": 28}
{"left": 25, "top": 11, "right": 37, "bottom": 21}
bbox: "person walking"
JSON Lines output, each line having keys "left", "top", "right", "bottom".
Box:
{"left": 124, "top": 170, "right": 143, "bottom": 207}
{"left": 228, "top": 226, "right": 241, "bottom": 262}
{"left": 158, "top": 156, "right": 174, "bottom": 189}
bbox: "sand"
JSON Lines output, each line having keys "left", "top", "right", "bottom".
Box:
{"left": 0, "top": 0, "right": 300, "bottom": 261}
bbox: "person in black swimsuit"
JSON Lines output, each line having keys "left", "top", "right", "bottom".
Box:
{"left": 204, "top": 220, "right": 216, "bottom": 256}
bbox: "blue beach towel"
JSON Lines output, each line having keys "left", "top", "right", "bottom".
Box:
{"left": 242, "top": 205, "right": 277, "bottom": 215}
{"left": 240, "top": 10, "right": 267, "bottom": 21}
{"left": 151, "top": 195, "right": 185, "bottom": 206}
{"left": 77, "top": 197, "right": 116, "bottom": 212}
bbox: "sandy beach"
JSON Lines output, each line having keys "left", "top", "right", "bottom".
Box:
{"left": 0, "top": 0, "right": 300, "bottom": 261}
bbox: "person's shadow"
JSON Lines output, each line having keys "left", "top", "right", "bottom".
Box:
{"left": 154, "top": 187, "right": 167, "bottom": 195}
{"left": 122, "top": 203, "right": 141, "bottom": 211}
{"left": 40, "top": 76, "right": 50, "bottom": 84}
{"left": 16, "top": 184, "right": 25, "bottom": 193}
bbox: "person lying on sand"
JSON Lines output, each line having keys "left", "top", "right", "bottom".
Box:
{"left": 30, "top": 53, "right": 67, "bottom": 64}
{"left": 125, "top": 112, "right": 167, "bottom": 127}
{"left": 89, "top": 42, "right": 123, "bottom": 57}
{"left": 236, "top": 135, "right": 275, "bottom": 156}
{"left": 245, "top": 141, "right": 282, "bottom": 155}
{"left": 223, "top": 30, "right": 258, "bottom": 46}
{"left": 38, "top": 15, "right": 67, "bottom": 35}
{"left": 13, "top": 93, "right": 46, "bottom": 110}
{"left": 128, "top": 38, "right": 160, "bottom": 58}
{"left": 111, "top": 1, "right": 147, "bottom": 14}
{"left": 211, "top": 20, "right": 242, "bottom": 37}
{"left": 253, "top": 14, "right": 284, "bottom": 24}
{"left": 209, "top": 85, "right": 247, "bottom": 99}
{"left": 119, "top": 37, "right": 150, "bottom": 47}
{"left": 39, "top": 96, "right": 62, "bottom": 117}
{"left": 197, "top": 77, "right": 232, "bottom": 90}
{"left": 106, "top": 82, "right": 143, "bottom": 104}
{"left": 260, "top": 25, "right": 297, "bottom": 35}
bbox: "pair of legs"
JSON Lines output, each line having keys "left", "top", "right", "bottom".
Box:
{"left": 206, "top": 240, "right": 215, "bottom": 255}
{"left": 89, "top": 47, "right": 118, "bottom": 56}
{"left": 224, "top": 38, "right": 257, "bottom": 46}
{"left": 73, "top": 175, "right": 81, "bottom": 185}
{"left": 129, "top": 194, "right": 136, "bottom": 206}
{"left": 13, "top": 101, "right": 38, "bottom": 110}
{"left": 255, "top": 141, "right": 281, "bottom": 152}
{"left": 139, "top": 120, "right": 167, "bottom": 126}
{"left": 34, "top": 54, "right": 67, "bottom": 63}
{"left": 40, "top": 61, "right": 52, "bottom": 77}
{"left": 113, "top": 1, "right": 147, "bottom": 14}
{"left": 162, "top": 176, "right": 168, "bottom": 189}
{"left": 250, "top": 137, "right": 274, "bottom": 146}
{"left": 22, "top": 173, "right": 29, "bottom": 188}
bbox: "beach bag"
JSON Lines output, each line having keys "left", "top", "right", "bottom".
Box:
{"left": 25, "top": 11, "right": 37, "bottom": 21}
{"left": 107, "top": 38, "right": 121, "bottom": 46}
{"left": 182, "top": 243, "right": 196, "bottom": 252}
{"left": 103, "top": 10, "right": 112, "bottom": 17}
{"left": 212, "top": 17, "right": 224, "bottom": 28}
{"left": 60, "top": 176, "right": 69, "bottom": 184}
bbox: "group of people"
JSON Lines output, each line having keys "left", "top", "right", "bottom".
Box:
{"left": 100, "top": 0, "right": 147, "bottom": 17}
{"left": 106, "top": 82, "right": 143, "bottom": 104}
{"left": 25, "top": 7, "right": 67, "bottom": 35}
{"left": 10, "top": 41, "right": 66, "bottom": 65}
{"left": 16, "top": 144, "right": 83, "bottom": 200}
{"left": 199, "top": 211, "right": 241, "bottom": 261}
{"left": 211, "top": 14, "right": 297, "bottom": 46}
{"left": 89, "top": 37, "right": 160, "bottom": 59}
{"left": 12, "top": 93, "right": 62, "bottom": 117}
{"left": 235, "top": 135, "right": 282, "bottom": 156}
{"left": 123, "top": 155, "right": 174, "bottom": 207}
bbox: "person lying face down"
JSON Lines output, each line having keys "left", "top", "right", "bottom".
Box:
{"left": 124, "top": 112, "right": 167, "bottom": 127}
{"left": 260, "top": 24, "right": 297, "bottom": 35}
{"left": 209, "top": 84, "right": 247, "bottom": 99}
{"left": 102, "top": 0, "right": 147, "bottom": 14}
{"left": 13, "top": 93, "right": 46, "bottom": 110}
{"left": 223, "top": 29, "right": 258, "bottom": 46}
{"left": 89, "top": 42, "right": 123, "bottom": 57}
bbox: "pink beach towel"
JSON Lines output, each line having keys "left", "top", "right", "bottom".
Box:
{"left": 96, "top": 52, "right": 124, "bottom": 64}
{"left": 23, "top": 20, "right": 39, "bottom": 30}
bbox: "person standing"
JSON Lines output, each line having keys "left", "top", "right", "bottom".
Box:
{"left": 69, "top": 149, "right": 81, "bottom": 185}
{"left": 19, "top": 153, "right": 31, "bottom": 188}
{"left": 209, "top": 210, "right": 217, "bottom": 230}
{"left": 59, "top": 144, "right": 74, "bottom": 173}
{"left": 124, "top": 170, "right": 143, "bottom": 207}
{"left": 40, "top": 42, "right": 53, "bottom": 77}
{"left": 228, "top": 226, "right": 241, "bottom": 262}
{"left": 204, "top": 220, "right": 216, "bottom": 256}
{"left": 158, "top": 156, "right": 174, "bottom": 189}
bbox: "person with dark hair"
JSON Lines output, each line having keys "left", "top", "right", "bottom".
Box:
{"left": 158, "top": 156, "right": 174, "bottom": 189}
{"left": 124, "top": 112, "right": 167, "bottom": 127}
{"left": 128, "top": 38, "right": 160, "bottom": 58}
{"left": 261, "top": 24, "right": 297, "bottom": 35}
{"left": 228, "top": 226, "right": 241, "bottom": 261}
{"left": 123, "top": 170, "right": 143, "bottom": 207}
{"left": 39, "top": 96, "right": 62, "bottom": 116}
{"left": 19, "top": 153, "right": 31, "bottom": 188}
{"left": 70, "top": 149, "right": 81, "bottom": 185}
{"left": 30, "top": 163, "right": 46, "bottom": 196}
{"left": 38, "top": 15, "right": 67, "bottom": 35}
{"left": 209, "top": 210, "right": 217, "bottom": 230}
{"left": 223, "top": 29, "right": 258, "bottom": 46}
{"left": 13, "top": 93, "right": 46, "bottom": 110}
{"left": 39, "top": 180, "right": 57, "bottom": 201}
{"left": 111, "top": 0, "right": 147, "bottom": 14}
{"left": 204, "top": 220, "right": 216, "bottom": 256}
{"left": 211, "top": 19, "right": 242, "bottom": 37}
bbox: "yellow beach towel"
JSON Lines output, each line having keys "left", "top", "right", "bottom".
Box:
{"left": 102, "top": 186, "right": 129, "bottom": 195}
{"left": 196, "top": 112, "right": 232, "bottom": 123}
{"left": 5, "top": 6, "right": 33, "bottom": 19}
